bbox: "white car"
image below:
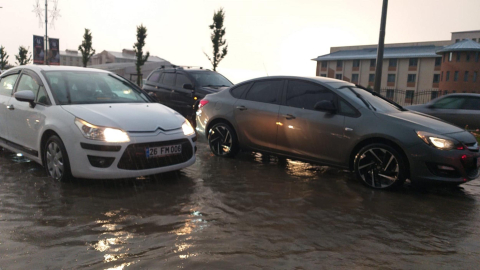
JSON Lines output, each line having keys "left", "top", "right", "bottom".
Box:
{"left": 0, "top": 66, "right": 196, "bottom": 181}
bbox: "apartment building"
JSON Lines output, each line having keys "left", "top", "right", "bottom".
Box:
{"left": 59, "top": 49, "right": 165, "bottom": 67}
{"left": 312, "top": 30, "right": 480, "bottom": 103}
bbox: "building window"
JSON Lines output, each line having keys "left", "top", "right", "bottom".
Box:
{"left": 454, "top": 71, "right": 459, "bottom": 81}
{"left": 337, "top": 60, "right": 343, "bottom": 68}
{"left": 464, "top": 71, "right": 469, "bottom": 82}
{"left": 443, "top": 90, "right": 448, "bottom": 95}
{"left": 321, "top": 61, "right": 327, "bottom": 68}
{"left": 387, "top": 74, "right": 395, "bottom": 82}
{"left": 455, "top": 39, "right": 460, "bottom": 43}
{"left": 389, "top": 58, "right": 397, "bottom": 67}
{"left": 446, "top": 71, "right": 450, "bottom": 81}
{"left": 320, "top": 74, "right": 327, "bottom": 77}
{"left": 456, "top": 52, "right": 461, "bottom": 61}
{"left": 431, "top": 91, "right": 439, "bottom": 100}
{"left": 351, "top": 74, "right": 359, "bottom": 82}
{"left": 441, "top": 71, "right": 444, "bottom": 81}
{"left": 449, "top": 52, "right": 453, "bottom": 62}
{"left": 386, "top": 89, "right": 394, "bottom": 99}
{"left": 353, "top": 60, "right": 360, "bottom": 67}
{"left": 473, "top": 38, "right": 477, "bottom": 42}
{"left": 409, "top": 58, "right": 418, "bottom": 67}
{"left": 443, "top": 53, "right": 446, "bottom": 63}
{"left": 474, "top": 72, "right": 478, "bottom": 82}
{"left": 466, "top": 53, "right": 470, "bottom": 62}
{"left": 407, "top": 74, "right": 416, "bottom": 83}
{"left": 433, "top": 74, "right": 440, "bottom": 83}
{"left": 475, "top": 52, "right": 479, "bottom": 62}
{"left": 435, "top": 57, "right": 441, "bottom": 66}
{"left": 405, "top": 90, "right": 414, "bottom": 103}
{"left": 370, "top": 59, "right": 376, "bottom": 67}
{"left": 335, "top": 74, "right": 343, "bottom": 80}
{"left": 369, "top": 74, "right": 375, "bottom": 82}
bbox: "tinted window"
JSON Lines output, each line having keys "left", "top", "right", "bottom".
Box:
{"left": 0, "top": 74, "right": 19, "bottom": 96}
{"left": 163, "top": 73, "right": 176, "bottom": 86}
{"left": 462, "top": 97, "right": 480, "bottom": 110}
{"left": 175, "top": 74, "right": 192, "bottom": 88}
{"left": 17, "top": 74, "right": 41, "bottom": 97}
{"left": 286, "top": 81, "right": 334, "bottom": 110}
{"left": 245, "top": 80, "right": 282, "bottom": 104}
{"left": 339, "top": 100, "right": 357, "bottom": 116}
{"left": 188, "top": 71, "right": 232, "bottom": 87}
{"left": 148, "top": 71, "right": 161, "bottom": 82}
{"left": 230, "top": 83, "right": 250, "bottom": 99}
{"left": 433, "top": 96, "right": 466, "bottom": 109}
{"left": 158, "top": 73, "right": 165, "bottom": 83}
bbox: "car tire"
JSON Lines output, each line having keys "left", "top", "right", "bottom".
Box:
{"left": 44, "top": 135, "right": 72, "bottom": 182}
{"left": 208, "top": 122, "right": 239, "bottom": 158}
{"left": 354, "top": 143, "right": 407, "bottom": 189}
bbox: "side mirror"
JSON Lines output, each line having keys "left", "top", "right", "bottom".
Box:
{"left": 183, "top": 83, "right": 194, "bottom": 91}
{"left": 15, "top": 90, "right": 36, "bottom": 107}
{"left": 314, "top": 100, "right": 336, "bottom": 113}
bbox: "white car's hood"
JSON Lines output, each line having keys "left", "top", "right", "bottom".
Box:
{"left": 61, "top": 103, "right": 185, "bottom": 132}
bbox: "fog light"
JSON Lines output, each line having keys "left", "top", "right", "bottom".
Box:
{"left": 87, "top": 155, "right": 115, "bottom": 168}
{"left": 437, "top": 165, "right": 455, "bottom": 171}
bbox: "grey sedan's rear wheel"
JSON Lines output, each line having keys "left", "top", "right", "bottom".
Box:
{"left": 354, "top": 143, "right": 407, "bottom": 189}
{"left": 44, "top": 135, "right": 72, "bottom": 181}
{"left": 208, "top": 123, "right": 239, "bottom": 157}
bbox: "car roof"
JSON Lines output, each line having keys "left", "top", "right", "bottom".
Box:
{"left": 4, "top": 65, "right": 110, "bottom": 74}
{"left": 441, "top": 93, "right": 480, "bottom": 97}
{"left": 236, "top": 75, "right": 355, "bottom": 87}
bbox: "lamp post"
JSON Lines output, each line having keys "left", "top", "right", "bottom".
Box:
{"left": 373, "top": 0, "right": 388, "bottom": 93}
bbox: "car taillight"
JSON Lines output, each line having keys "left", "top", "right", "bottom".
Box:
{"left": 198, "top": 99, "right": 209, "bottom": 109}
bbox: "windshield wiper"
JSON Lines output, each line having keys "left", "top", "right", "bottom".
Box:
{"left": 339, "top": 85, "right": 376, "bottom": 111}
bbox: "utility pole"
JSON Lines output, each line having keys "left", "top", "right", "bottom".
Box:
{"left": 373, "top": 0, "right": 388, "bottom": 93}
{"left": 45, "top": 0, "right": 48, "bottom": 65}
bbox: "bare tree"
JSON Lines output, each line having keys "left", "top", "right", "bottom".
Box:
{"left": 204, "top": 8, "right": 228, "bottom": 71}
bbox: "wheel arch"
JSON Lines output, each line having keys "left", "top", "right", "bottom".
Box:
{"left": 40, "top": 129, "right": 61, "bottom": 167}
{"left": 349, "top": 137, "right": 410, "bottom": 178}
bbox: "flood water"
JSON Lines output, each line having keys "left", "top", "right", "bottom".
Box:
{"left": 1, "top": 138, "right": 480, "bottom": 269}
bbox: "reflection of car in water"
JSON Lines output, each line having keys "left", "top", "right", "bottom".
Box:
{"left": 196, "top": 76, "right": 480, "bottom": 189}
{"left": 0, "top": 66, "right": 196, "bottom": 181}
{"left": 407, "top": 93, "right": 480, "bottom": 130}
{"left": 143, "top": 66, "right": 233, "bottom": 122}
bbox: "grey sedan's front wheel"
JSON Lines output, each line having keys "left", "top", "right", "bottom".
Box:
{"left": 44, "top": 135, "right": 72, "bottom": 182}
{"left": 208, "top": 123, "right": 239, "bottom": 158}
{"left": 354, "top": 143, "right": 407, "bottom": 189}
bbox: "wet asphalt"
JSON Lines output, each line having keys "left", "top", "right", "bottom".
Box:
{"left": 0, "top": 138, "right": 480, "bottom": 269}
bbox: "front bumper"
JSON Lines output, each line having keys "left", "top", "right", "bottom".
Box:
{"left": 407, "top": 142, "right": 480, "bottom": 183}
{"left": 66, "top": 130, "right": 196, "bottom": 179}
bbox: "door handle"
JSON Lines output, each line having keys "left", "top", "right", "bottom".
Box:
{"left": 236, "top": 106, "right": 247, "bottom": 111}
{"left": 282, "top": 114, "right": 295, "bottom": 120}
{"left": 6, "top": 105, "right": 14, "bottom": 110}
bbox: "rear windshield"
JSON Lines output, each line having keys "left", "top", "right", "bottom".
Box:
{"left": 188, "top": 71, "right": 233, "bottom": 87}
{"left": 44, "top": 71, "right": 150, "bottom": 105}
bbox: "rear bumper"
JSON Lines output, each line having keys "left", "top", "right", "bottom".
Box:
{"left": 407, "top": 143, "right": 480, "bottom": 183}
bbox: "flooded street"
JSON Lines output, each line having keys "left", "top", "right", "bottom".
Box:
{"left": 1, "top": 138, "right": 480, "bottom": 269}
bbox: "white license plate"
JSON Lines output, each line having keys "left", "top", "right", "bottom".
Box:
{"left": 146, "top": 144, "right": 182, "bottom": 158}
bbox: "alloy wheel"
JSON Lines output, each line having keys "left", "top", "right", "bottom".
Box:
{"left": 356, "top": 147, "right": 400, "bottom": 189}
{"left": 209, "top": 125, "right": 233, "bottom": 156}
{"left": 46, "top": 141, "right": 64, "bottom": 180}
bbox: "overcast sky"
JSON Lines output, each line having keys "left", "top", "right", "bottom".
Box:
{"left": 1, "top": 0, "right": 480, "bottom": 83}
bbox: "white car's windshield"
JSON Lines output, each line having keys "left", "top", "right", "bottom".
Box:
{"left": 44, "top": 71, "right": 150, "bottom": 105}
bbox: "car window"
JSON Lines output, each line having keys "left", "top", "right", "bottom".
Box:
{"left": 0, "top": 74, "right": 19, "bottom": 96}
{"left": 462, "top": 97, "right": 480, "bottom": 110}
{"left": 163, "top": 73, "right": 176, "bottom": 86}
{"left": 175, "top": 74, "right": 192, "bottom": 88}
{"left": 339, "top": 99, "right": 357, "bottom": 116}
{"left": 245, "top": 80, "right": 282, "bottom": 104}
{"left": 44, "top": 71, "right": 149, "bottom": 105}
{"left": 36, "top": 86, "right": 51, "bottom": 106}
{"left": 188, "top": 71, "right": 233, "bottom": 87}
{"left": 148, "top": 71, "right": 161, "bottom": 82}
{"left": 286, "top": 80, "right": 334, "bottom": 110}
{"left": 17, "top": 74, "right": 41, "bottom": 97}
{"left": 230, "top": 83, "right": 250, "bottom": 99}
{"left": 433, "top": 96, "right": 467, "bottom": 109}
{"left": 158, "top": 73, "right": 165, "bottom": 84}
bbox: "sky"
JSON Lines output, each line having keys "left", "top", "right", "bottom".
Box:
{"left": 1, "top": 0, "right": 480, "bottom": 83}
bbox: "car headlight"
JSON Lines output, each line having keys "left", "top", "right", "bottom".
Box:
{"left": 416, "top": 131, "right": 456, "bottom": 150}
{"left": 182, "top": 121, "right": 195, "bottom": 136}
{"left": 74, "top": 118, "right": 130, "bottom": 142}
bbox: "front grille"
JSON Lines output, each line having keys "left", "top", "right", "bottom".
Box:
{"left": 117, "top": 139, "right": 193, "bottom": 170}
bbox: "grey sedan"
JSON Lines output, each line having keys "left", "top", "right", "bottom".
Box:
{"left": 196, "top": 76, "right": 480, "bottom": 189}
{"left": 407, "top": 93, "right": 480, "bottom": 130}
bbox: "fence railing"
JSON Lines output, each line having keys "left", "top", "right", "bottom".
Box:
{"left": 374, "top": 88, "right": 442, "bottom": 106}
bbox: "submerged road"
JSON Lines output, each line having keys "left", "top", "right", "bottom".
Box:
{"left": 0, "top": 138, "right": 479, "bottom": 269}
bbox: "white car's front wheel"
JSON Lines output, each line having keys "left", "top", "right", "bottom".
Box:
{"left": 44, "top": 135, "right": 72, "bottom": 181}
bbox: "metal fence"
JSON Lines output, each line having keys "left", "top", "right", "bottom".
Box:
{"left": 375, "top": 88, "right": 442, "bottom": 106}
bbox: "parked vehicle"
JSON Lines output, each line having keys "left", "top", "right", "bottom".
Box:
{"left": 142, "top": 66, "right": 233, "bottom": 121}
{"left": 406, "top": 93, "right": 480, "bottom": 130}
{"left": 196, "top": 76, "right": 480, "bottom": 189}
{"left": 0, "top": 66, "right": 196, "bottom": 181}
